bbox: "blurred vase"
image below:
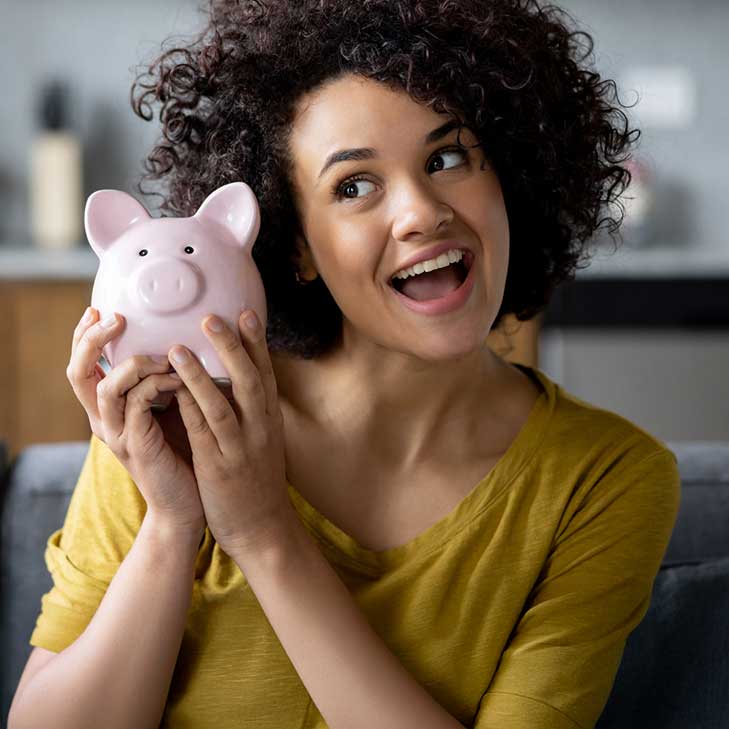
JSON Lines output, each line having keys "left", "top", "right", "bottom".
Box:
{"left": 29, "top": 79, "right": 83, "bottom": 250}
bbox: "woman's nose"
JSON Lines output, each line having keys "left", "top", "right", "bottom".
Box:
{"left": 390, "top": 181, "right": 454, "bottom": 239}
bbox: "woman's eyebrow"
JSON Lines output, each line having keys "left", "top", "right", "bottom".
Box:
{"left": 316, "top": 119, "right": 461, "bottom": 182}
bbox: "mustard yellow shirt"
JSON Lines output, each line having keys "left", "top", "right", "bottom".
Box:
{"left": 30, "top": 364, "right": 681, "bottom": 728}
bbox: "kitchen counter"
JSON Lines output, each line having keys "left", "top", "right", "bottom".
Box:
{"left": 542, "top": 243, "right": 729, "bottom": 328}
{"left": 0, "top": 244, "right": 98, "bottom": 280}
{"left": 575, "top": 243, "right": 729, "bottom": 279}
{"left": 2, "top": 241, "right": 729, "bottom": 280}
{"left": 1, "top": 242, "right": 728, "bottom": 327}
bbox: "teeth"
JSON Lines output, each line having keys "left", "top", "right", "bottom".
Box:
{"left": 393, "top": 249, "right": 465, "bottom": 280}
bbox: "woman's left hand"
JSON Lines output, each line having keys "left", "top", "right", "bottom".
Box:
{"left": 168, "top": 310, "right": 294, "bottom": 560}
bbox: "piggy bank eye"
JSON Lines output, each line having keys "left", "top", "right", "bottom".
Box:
{"left": 138, "top": 249, "right": 148, "bottom": 256}
{"left": 184, "top": 246, "right": 194, "bottom": 254}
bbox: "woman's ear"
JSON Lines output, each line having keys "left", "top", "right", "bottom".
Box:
{"left": 292, "top": 233, "right": 319, "bottom": 282}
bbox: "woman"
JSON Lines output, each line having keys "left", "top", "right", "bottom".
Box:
{"left": 10, "top": 1, "right": 680, "bottom": 728}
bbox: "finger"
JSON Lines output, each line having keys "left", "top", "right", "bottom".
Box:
{"left": 169, "top": 345, "right": 236, "bottom": 453}
{"left": 71, "top": 306, "right": 97, "bottom": 352}
{"left": 123, "top": 373, "right": 185, "bottom": 455}
{"left": 98, "top": 355, "right": 178, "bottom": 441}
{"left": 202, "top": 314, "right": 266, "bottom": 424}
{"left": 67, "top": 309, "right": 125, "bottom": 423}
{"left": 237, "top": 310, "right": 279, "bottom": 419}
{"left": 173, "top": 384, "right": 212, "bottom": 455}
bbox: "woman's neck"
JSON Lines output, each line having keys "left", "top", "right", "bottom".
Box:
{"left": 271, "top": 343, "right": 530, "bottom": 471}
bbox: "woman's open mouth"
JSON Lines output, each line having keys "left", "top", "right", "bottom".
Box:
{"left": 388, "top": 250, "right": 476, "bottom": 316}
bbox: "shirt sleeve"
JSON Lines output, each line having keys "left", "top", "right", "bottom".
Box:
{"left": 29, "top": 434, "right": 147, "bottom": 653}
{"left": 473, "top": 447, "right": 681, "bottom": 729}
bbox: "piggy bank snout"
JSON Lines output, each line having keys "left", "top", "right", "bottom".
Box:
{"left": 134, "top": 258, "right": 201, "bottom": 313}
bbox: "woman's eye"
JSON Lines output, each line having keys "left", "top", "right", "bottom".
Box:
{"left": 335, "top": 177, "right": 376, "bottom": 201}
{"left": 428, "top": 147, "right": 469, "bottom": 173}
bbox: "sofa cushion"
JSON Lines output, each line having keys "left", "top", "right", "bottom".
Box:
{"left": 597, "top": 555, "right": 729, "bottom": 728}
{"left": 664, "top": 442, "right": 729, "bottom": 564}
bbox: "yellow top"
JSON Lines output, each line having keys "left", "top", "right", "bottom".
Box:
{"left": 30, "top": 364, "right": 681, "bottom": 729}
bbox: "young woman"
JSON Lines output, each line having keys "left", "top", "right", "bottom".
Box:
{"left": 10, "top": 1, "right": 680, "bottom": 728}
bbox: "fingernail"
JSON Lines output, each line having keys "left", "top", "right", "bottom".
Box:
{"left": 170, "top": 347, "right": 189, "bottom": 364}
{"left": 206, "top": 316, "right": 224, "bottom": 332}
{"left": 243, "top": 312, "right": 258, "bottom": 331}
{"left": 100, "top": 314, "right": 117, "bottom": 328}
{"left": 81, "top": 307, "right": 94, "bottom": 324}
{"left": 151, "top": 355, "right": 168, "bottom": 364}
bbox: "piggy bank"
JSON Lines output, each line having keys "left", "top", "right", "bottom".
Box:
{"left": 85, "top": 181, "right": 266, "bottom": 410}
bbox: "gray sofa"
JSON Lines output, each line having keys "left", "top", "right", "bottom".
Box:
{"left": 2, "top": 439, "right": 728, "bottom": 728}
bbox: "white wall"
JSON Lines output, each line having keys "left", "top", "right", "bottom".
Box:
{"left": 540, "top": 328, "right": 729, "bottom": 441}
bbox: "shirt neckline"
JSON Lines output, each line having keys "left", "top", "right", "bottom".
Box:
{"left": 285, "top": 364, "right": 557, "bottom": 574}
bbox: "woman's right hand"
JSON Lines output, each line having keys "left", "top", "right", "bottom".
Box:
{"left": 66, "top": 306, "right": 206, "bottom": 537}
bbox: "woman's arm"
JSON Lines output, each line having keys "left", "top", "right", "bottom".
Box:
{"left": 233, "top": 511, "right": 466, "bottom": 729}
{"left": 8, "top": 511, "right": 202, "bottom": 729}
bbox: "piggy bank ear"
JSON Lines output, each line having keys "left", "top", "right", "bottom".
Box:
{"left": 85, "top": 190, "right": 150, "bottom": 258}
{"left": 194, "top": 182, "right": 261, "bottom": 250}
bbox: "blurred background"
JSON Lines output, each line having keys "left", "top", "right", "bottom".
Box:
{"left": 0, "top": 0, "right": 727, "bottom": 458}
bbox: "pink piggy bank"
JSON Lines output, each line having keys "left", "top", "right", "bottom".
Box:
{"left": 85, "top": 181, "right": 266, "bottom": 410}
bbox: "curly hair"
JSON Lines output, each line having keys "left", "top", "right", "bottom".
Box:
{"left": 130, "top": 0, "right": 639, "bottom": 359}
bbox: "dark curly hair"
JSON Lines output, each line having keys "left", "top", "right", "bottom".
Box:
{"left": 130, "top": 0, "right": 639, "bottom": 359}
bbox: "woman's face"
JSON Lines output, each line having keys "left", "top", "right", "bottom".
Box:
{"left": 287, "top": 73, "right": 510, "bottom": 361}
